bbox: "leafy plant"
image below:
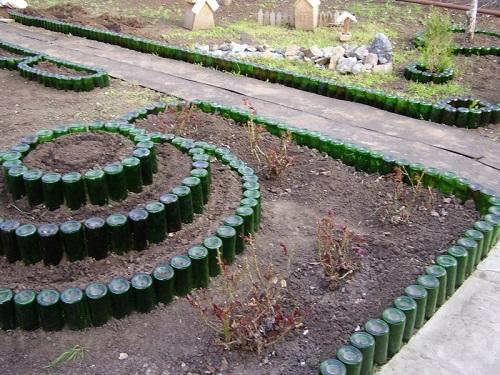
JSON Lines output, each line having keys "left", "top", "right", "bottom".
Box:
{"left": 45, "top": 345, "right": 87, "bottom": 368}
{"left": 316, "top": 211, "right": 367, "bottom": 289}
{"left": 187, "top": 238, "right": 304, "bottom": 355}
{"left": 419, "top": 10, "right": 454, "bottom": 73}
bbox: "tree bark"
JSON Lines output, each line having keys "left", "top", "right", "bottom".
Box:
{"left": 466, "top": 0, "right": 478, "bottom": 42}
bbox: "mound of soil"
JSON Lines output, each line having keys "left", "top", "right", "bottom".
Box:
{"left": 23, "top": 3, "right": 143, "bottom": 32}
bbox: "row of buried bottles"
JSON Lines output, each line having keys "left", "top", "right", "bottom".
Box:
{"left": 193, "top": 98, "right": 498, "bottom": 216}
{"left": 403, "top": 63, "right": 454, "bottom": 84}
{"left": 17, "top": 55, "right": 109, "bottom": 92}
{"left": 9, "top": 12, "right": 499, "bottom": 128}
{"left": 1, "top": 102, "right": 169, "bottom": 210}
{"left": 0, "top": 41, "right": 36, "bottom": 69}
{"left": 320, "top": 215, "right": 500, "bottom": 375}
{"left": 0, "top": 134, "right": 220, "bottom": 266}
{"left": 0, "top": 144, "right": 262, "bottom": 331}
{"left": 414, "top": 29, "right": 500, "bottom": 56}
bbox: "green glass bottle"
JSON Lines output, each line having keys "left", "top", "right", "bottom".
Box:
{"left": 42, "top": 172, "right": 63, "bottom": 210}
{"left": 62, "top": 172, "right": 86, "bottom": 210}
{"left": 223, "top": 215, "right": 245, "bottom": 254}
{"left": 425, "top": 265, "right": 447, "bottom": 307}
{"left": 106, "top": 214, "right": 131, "bottom": 254}
{"left": 382, "top": 307, "right": 406, "bottom": 356}
{"left": 84, "top": 169, "right": 108, "bottom": 206}
{"left": 171, "top": 255, "right": 192, "bottom": 296}
{"left": 349, "top": 331, "right": 375, "bottom": 375}
{"left": 188, "top": 245, "right": 210, "bottom": 289}
{"left": 84, "top": 217, "right": 108, "bottom": 260}
{"left": 61, "top": 287, "right": 90, "bottom": 330}
{"left": 404, "top": 284, "right": 427, "bottom": 328}
{"left": 336, "top": 346, "right": 362, "bottom": 375}
{"left": 417, "top": 275, "right": 440, "bottom": 319}
{"left": 108, "top": 277, "right": 133, "bottom": 319}
{"left": 122, "top": 156, "right": 143, "bottom": 193}
{"left": 0, "top": 288, "right": 15, "bottom": 330}
{"left": 146, "top": 201, "right": 167, "bottom": 244}
{"left": 60, "top": 220, "right": 87, "bottom": 261}
{"left": 364, "top": 319, "right": 389, "bottom": 365}
{"left": 182, "top": 177, "right": 204, "bottom": 214}
{"left": 14, "top": 289, "right": 39, "bottom": 331}
{"left": 16, "top": 223, "right": 41, "bottom": 265}
{"left": 85, "top": 282, "right": 112, "bottom": 327}
{"left": 172, "top": 186, "right": 194, "bottom": 224}
{"left": 131, "top": 273, "right": 156, "bottom": 313}
{"left": 394, "top": 295, "right": 417, "bottom": 341}
{"left": 104, "top": 163, "right": 128, "bottom": 202}
{"left": 37, "top": 289, "right": 63, "bottom": 331}
{"left": 153, "top": 264, "right": 175, "bottom": 305}
{"left": 160, "top": 193, "right": 182, "bottom": 233}
{"left": 436, "top": 255, "right": 458, "bottom": 298}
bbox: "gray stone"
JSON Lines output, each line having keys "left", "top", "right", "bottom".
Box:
{"left": 231, "top": 43, "right": 248, "bottom": 53}
{"left": 345, "top": 44, "right": 358, "bottom": 57}
{"left": 209, "top": 44, "right": 218, "bottom": 51}
{"left": 315, "top": 56, "right": 330, "bottom": 65}
{"left": 354, "top": 46, "right": 368, "bottom": 60}
{"left": 373, "top": 62, "right": 393, "bottom": 74}
{"left": 336, "top": 57, "right": 357, "bottom": 74}
{"left": 219, "top": 43, "right": 232, "bottom": 51}
{"left": 246, "top": 46, "right": 257, "bottom": 52}
{"left": 194, "top": 43, "right": 210, "bottom": 52}
{"left": 303, "top": 45, "right": 323, "bottom": 58}
{"left": 363, "top": 53, "right": 378, "bottom": 66}
{"left": 328, "top": 46, "right": 346, "bottom": 70}
{"left": 368, "top": 33, "right": 393, "bottom": 64}
{"left": 256, "top": 45, "right": 265, "bottom": 52}
{"left": 322, "top": 46, "right": 335, "bottom": 57}
{"left": 211, "top": 50, "right": 224, "bottom": 57}
{"left": 351, "top": 62, "right": 364, "bottom": 75}
{"left": 285, "top": 44, "right": 301, "bottom": 57}
{"left": 363, "top": 63, "right": 373, "bottom": 71}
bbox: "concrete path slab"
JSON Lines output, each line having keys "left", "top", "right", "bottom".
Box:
{"left": 378, "top": 241, "right": 500, "bottom": 375}
{"left": 0, "top": 22, "right": 499, "bottom": 193}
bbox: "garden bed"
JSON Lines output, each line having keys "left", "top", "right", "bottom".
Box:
{"left": 0, "top": 80, "right": 480, "bottom": 373}
{"left": 33, "top": 60, "right": 93, "bottom": 76}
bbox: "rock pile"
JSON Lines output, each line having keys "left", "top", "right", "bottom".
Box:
{"left": 194, "top": 33, "right": 393, "bottom": 75}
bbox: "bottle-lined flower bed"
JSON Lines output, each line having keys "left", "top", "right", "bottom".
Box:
{"left": 0, "top": 105, "right": 262, "bottom": 330}
{"left": 17, "top": 55, "right": 109, "bottom": 91}
{"left": 434, "top": 96, "right": 498, "bottom": 128}
{"left": 184, "top": 100, "right": 498, "bottom": 375}
{"left": 0, "top": 104, "right": 224, "bottom": 266}
{"left": 403, "top": 62, "right": 453, "bottom": 84}
{"left": 0, "top": 41, "right": 36, "bottom": 70}
{"left": 6, "top": 11, "right": 495, "bottom": 127}
{"left": 415, "top": 27, "right": 500, "bottom": 56}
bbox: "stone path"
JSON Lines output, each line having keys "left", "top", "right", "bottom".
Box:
{"left": 0, "top": 22, "right": 499, "bottom": 194}
{"left": 1, "top": 21, "right": 499, "bottom": 375}
{"left": 378, "top": 241, "right": 500, "bottom": 375}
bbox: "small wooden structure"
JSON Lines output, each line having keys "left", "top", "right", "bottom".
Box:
{"left": 183, "top": 0, "right": 220, "bottom": 31}
{"left": 293, "top": 0, "right": 320, "bottom": 30}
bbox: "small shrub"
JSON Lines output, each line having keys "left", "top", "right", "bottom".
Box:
{"left": 243, "top": 99, "right": 293, "bottom": 179}
{"left": 187, "top": 238, "right": 303, "bottom": 355}
{"left": 419, "top": 10, "right": 454, "bottom": 73}
{"left": 316, "top": 212, "right": 367, "bottom": 289}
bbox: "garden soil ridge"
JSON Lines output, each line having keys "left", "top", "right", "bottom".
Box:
{"left": 0, "top": 22, "right": 499, "bottom": 194}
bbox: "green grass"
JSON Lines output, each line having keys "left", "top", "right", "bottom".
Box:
{"left": 45, "top": 345, "right": 87, "bottom": 368}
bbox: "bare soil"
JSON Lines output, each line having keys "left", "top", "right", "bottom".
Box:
{"left": 34, "top": 60, "right": 93, "bottom": 76}
{"left": 0, "top": 74, "right": 479, "bottom": 374}
{"left": 452, "top": 31, "right": 499, "bottom": 48}
{"left": 0, "top": 48, "right": 21, "bottom": 58}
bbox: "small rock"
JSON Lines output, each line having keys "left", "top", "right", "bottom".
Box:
{"left": 322, "top": 46, "right": 335, "bottom": 57}
{"left": 351, "top": 62, "right": 364, "bottom": 75}
{"left": 315, "top": 56, "right": 330, "bottom": 65}
{"left": 303, "top": 45, "right": 323, "bottom": 58}
{"left": 363, "top": 52, "right": 378, "bottom": 66}
{"left": 372, "top": 62, "right": 393, "bottom": 74}
{"left": 354, "top": 46, "right": 368, "bottom": 60}
{"left": 368, "top": 33, "right": 393, "bottom": 64}
{"left": 246, "top": 46, "right": 257, "bottom": 52}
{"left": 363, "top": 63, "right": 373, "bottom": 71}
{"left": 219, "top": 42, "right": 232, "bottom": 51}
{"left": 194, "top": 43, "right": 209, "bottom": 52}
{"left": 285, "top": 44, "right": 301, "bottom": 57}
{"left": 328, "top": 46, "right": 345, "bottom": 70}
{"left": 119, "top": 353, "right": 128, "bottom": 360}
{"left": 209, "top": 44, "right": 218, "bottom": 51}
{"left": 430, "top": 210, "right": 440, "bottom": 217}
{"left": 345, "top": 44, "right": 359, "bottom": 57}
{"left": 256, "top": 45, "right": 265, "bottom": 52}
{"left": 336, "top": 56, "right": 357, "bottom": 74}
{"left": 231, "top": 42, "right": 248, "bottom": 53}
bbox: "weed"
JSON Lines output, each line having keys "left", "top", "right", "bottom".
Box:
{"left": 45, "top": 345, "right": 87, "bottom": 368}
{"left": 169, "top": 103, "right": 194, "bottom": 135}
{"left": 316, "top": 212, "right": 367, "bottom": 289}
{"left": 187, "top": 238, "right": 303, "bottom": 355}
{"left": 419, "top": 10, "right": 454, "bottom": 73}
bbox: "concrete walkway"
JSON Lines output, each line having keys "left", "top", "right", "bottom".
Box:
{"left": 0, "top": 22, "right": 499, "bottom": 194}
{"left": 378, "top": 241, "right": 500, "bottom": 375}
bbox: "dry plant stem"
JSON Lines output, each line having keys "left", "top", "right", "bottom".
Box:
{"left": 187, "top": 237, "right": 302, "bottom": 355}
{"left": 171, "top": 104, "right": 194, "bottom": 135}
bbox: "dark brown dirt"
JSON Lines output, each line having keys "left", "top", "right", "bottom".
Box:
{"left": 0, "top": 134, "right": 192, "bottom": 225}
{"left": 34, "top": 60, "right": 93, "bottom": 76}
{"left": 453, "top": 31, "right": 500, "bottom": 48}
{"left": 23, "top": 131, "right": 134, "bottom": 174}
{"left": 0, "top": 48, "right": 21, "bottom": 58}
{"left": 0, "top": 106, "right": 478, "bottom": 375}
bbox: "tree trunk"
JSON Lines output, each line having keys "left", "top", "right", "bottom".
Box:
{"left": 466, "top": 0, "right": 478, "bottom": 42}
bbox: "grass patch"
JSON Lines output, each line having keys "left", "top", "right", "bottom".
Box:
{"left": 45, "top": 345, "right": 87, "bottom": 368}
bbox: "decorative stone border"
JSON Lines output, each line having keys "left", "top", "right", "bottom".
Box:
{"left": 7, "top": 12, "right": 499, "bottom": 128}
{"left": 0, "top": 98, "right": 263, "bottom": 332}
{"left": 414, "top": 27, "right": 500, "bottom": 56}
{"left": 403, "top": 62, "right": 453, "bottom": 84}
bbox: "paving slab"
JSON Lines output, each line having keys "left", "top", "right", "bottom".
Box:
{"left": 378, "top": 241, "right": 500, "bottom": 375}
{"left": 0, "top": 22, "right": 499, "bottom": 193}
